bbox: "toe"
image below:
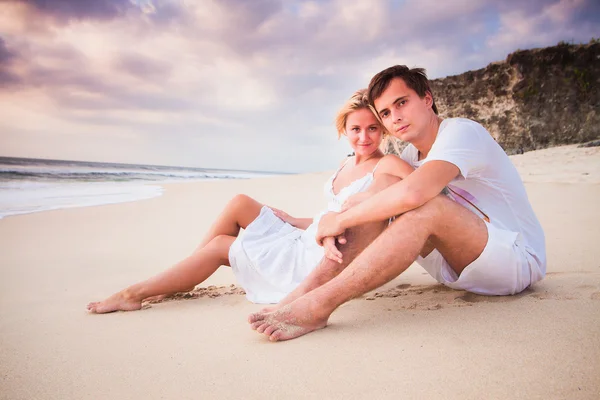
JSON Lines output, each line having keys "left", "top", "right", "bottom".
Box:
{"left": 263, "top": 325, "right": 278, "bottom": 337}
{"left": 256, "top": 322, "right": 270, "bottom": 334}
{"left": 251, "top": 320, "right": 268, "bottom": 330}
{"left": 248, "top": 312, "right": 265, "bottom": 324}
{"left": 269, "top": 330, "right": 283, "bottom": 342}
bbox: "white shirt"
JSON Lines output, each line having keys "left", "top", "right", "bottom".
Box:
{"left": 401, "top": 118, "right": 546, "bottom": 273}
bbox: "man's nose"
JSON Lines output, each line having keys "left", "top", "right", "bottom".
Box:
{"left": 391, "top": 108, "right": 402, "bottom": 122}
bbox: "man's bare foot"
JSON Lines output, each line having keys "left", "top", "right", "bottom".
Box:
{"left": 248, "top": 296, "right": 331, "bottom": 342}
{"left": 87, "top": 291, "right": 143, "bottom": 314}
{"left": 257, "top": 305, "right": 278, "bottom": 314}
{"left": 254, "top": 284, "right": 318, "bottom": 316}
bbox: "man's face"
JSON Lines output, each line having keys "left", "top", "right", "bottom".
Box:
{"left": 373, "top": 78, "right": 433, "bottom": 143}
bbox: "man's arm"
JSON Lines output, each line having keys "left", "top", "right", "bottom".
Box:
{"left": 337, "top": 160, "right": 460, "bottom": 230}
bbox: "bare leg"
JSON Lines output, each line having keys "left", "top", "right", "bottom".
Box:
{"left": 87, "top": 194, "right": 264, "bottom": 313}
{"left": 197, "top": 194, "right": 264, "bottom": 249}
{"left": 87, "top": 235, "right": 237, "bottom": 313}
{"left": 251, "top": 220, "right": 387, "bottom": 322}
{"left": 250, "top": 195, "right": 488, "bottom": 341}
{"left": 256, "top": 174, "right": 403, "bottom": 314}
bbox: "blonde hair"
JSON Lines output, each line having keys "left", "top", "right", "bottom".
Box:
{"left": 335, "top": 89, "right": 391, "bottom": 153}
{"left": 335, "top": 89, "right": 369, "bottom": 138}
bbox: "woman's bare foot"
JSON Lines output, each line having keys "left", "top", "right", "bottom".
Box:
{"left": 143, "top": 294, "right": 169, "bottom": 303}
{"left": 248, "top": 296, "right": 331, "bottom": 342}
{"left": 87, "top": 290, "right": 143, "bottom": 314}
{"left": 143, "top": 286, "right": 195, "bottom": 303}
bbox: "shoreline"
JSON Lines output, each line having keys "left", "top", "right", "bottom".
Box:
{"left": 1, "top": 144, "right": 598, "bottom": 222}
{"left": 0, "top": 174, "right": 291, "bottom": 221}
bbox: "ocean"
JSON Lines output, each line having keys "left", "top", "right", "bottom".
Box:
{"left": 0, "top": 157, "right": 282, "bottom": 220}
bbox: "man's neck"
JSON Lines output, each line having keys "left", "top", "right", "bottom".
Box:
{"left": 414, "top": 115, "right": 443, "bottom": 160}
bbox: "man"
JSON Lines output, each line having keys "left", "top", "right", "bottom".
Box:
{"left": 249, "top": 65, "right": 546, "bottom": 341}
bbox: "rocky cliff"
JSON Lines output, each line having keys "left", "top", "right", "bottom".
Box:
{"left": 386, "top": 40, "right": 600, "bottom": 154}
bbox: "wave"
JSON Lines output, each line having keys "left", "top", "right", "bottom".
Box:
{"left": 0, "top": 170, "right": 254, "bottom": 182}
{"left": 0, "top": 157, "right": 285, "bottom": 184}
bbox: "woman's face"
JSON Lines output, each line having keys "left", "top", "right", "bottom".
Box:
{"left": 345, "top": 108, "right": 384, "bottom": 157}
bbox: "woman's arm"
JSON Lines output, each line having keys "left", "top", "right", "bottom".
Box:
{"left": 271, "top": 208, "right": 313, "bottom": 230}
{"left": 375, "top": 154, "right": 415, "bottom": 180}
{"left": 342, "top": 154, "right": 414, "bottom": 211}
{"left": 289, "top": 218, "right": 313, "bottom": 230}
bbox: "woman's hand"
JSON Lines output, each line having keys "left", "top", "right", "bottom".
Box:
{"left": 316, "top": 212, "right": 345, "bottom": 245}
{"left": 342, "top": 191, "right": 373, "bottom": 212}
{"left": 323, "top": 236, "right": 342, "bottom": 264}
{"left": 271, "top": 207, "right": 296, "bottom": 226}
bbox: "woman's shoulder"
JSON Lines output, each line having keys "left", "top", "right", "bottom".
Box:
{"left": 375, "top": 154, "right": 413, "bottom": 178}
{"left": 337, "top": 156, "right": 353, "bottom": 168}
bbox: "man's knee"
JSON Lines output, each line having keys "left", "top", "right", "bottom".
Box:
{"left": 386, "top": 194, "right": 451, "bottom": 236}
{"left": 403, "top": 195, "right": 449, "bottom": 220}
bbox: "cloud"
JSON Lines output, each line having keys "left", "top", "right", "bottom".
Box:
{"left": 486, "top": 0, "right": 600, "bottom": 56}
{"left": 7, "top": 0, "right": 136, "bottom": 23}
{"left": 0, "top": 37, "right": 15, "bottom": 63}
{"left": 0, "top": 0, "right": 598, "bottom": 172}
{"left": 0, "top": 36, "right": 21, "bottom": 86}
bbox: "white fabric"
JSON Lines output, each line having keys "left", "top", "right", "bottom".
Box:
{"left": 402, "top": 118, "right": 546, "bottom": 294}
{"left": 229, "top": 158, "right": 379, "bottom": 304}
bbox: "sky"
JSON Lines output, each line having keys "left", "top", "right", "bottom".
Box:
{"left": 0, "top": 0, "right": 598, "bottom": 172}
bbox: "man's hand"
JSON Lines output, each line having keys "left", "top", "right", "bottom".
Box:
{"left": 342, "top": 191, "right": 372, "bottom": 212}
{"left": 316, "top": 212, "right": 345, "bottom": 245}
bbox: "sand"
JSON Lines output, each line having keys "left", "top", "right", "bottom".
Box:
{"left": 1, "top": 144, "right": 599, "bottom": 399}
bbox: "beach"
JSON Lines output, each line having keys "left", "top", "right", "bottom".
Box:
{"left": 1, "top": 144, "right": 599, "bottom": 399}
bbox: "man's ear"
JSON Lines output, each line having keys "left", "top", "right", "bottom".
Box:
{"left": 424, "top": 91, "right": 434, "bottom": 108}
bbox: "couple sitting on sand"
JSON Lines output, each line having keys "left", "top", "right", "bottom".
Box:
{"left": 88, "top": 65, "right": 547, "bottom": 342}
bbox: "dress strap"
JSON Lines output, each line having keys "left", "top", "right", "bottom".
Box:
{"left": 335, "top": 157, "right": 352, "bottom": 176}
{"left": 371, "top": 157, "right": 384, "bottom": 174}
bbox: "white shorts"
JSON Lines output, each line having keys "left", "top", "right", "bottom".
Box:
{"left": 416, "top": 222, "right": 544, "bottom": 295}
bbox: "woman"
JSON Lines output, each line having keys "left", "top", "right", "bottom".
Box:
{"left": 87, "top": 89, "right": 413, "bottom": 312}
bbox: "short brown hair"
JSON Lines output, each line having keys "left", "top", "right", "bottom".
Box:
{"left": 367, "top": 65, "right": 438, "bottom": 115}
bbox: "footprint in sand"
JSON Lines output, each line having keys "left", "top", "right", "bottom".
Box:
{"left": 144, "top": 284, "right": 246, "bottom": 307}
{"left": 361, "top": 271, "right": 600, "bottom": 310}
{"left": 364, "top": 283, "right": 473, "bottom": 311}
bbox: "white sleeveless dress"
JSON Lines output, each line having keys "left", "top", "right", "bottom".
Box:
{"left": 228, "top": 158, "right": 382, "bottom": 304}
